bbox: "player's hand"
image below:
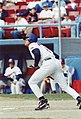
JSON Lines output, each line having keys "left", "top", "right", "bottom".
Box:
{"left": 13, "top": 79, "right": 17, "bottom": 85}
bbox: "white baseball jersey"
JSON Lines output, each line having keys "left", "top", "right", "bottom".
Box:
{"left": 4, "top": 66, "right": 24, "bottom": 94}
{"left": 62, "top": 65, "right": 69, "bottom": 77}
{"left": 29, "top": 42, "right": 55, "bottom": 66}
{"left": 4, "top": 66, "right": 22, "bottom": 80}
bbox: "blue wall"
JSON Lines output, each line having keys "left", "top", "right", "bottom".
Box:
{"left": 66, "top": 56, "right": 81, "bottom": 80}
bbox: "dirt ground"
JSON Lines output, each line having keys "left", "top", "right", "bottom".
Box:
{"left": 0, "top": 97, "right": 81, "bottom": 119}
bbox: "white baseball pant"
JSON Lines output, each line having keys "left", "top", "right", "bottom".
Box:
{"left": 28, "top": 57, "right": 80, "bottom": 99}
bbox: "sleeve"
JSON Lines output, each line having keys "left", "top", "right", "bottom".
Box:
{"left": 4, "top": 69, "right": 8, "bottom": 77}
{"left": 15, "top": 67, "right": 22, "bottom": 80}
{"left": 4, "top": 69, "right": 14, "bottom": 81}
{"left": 32, "top": 48, "right": 41, "bottom": 67}
{"left": 16, "top": 74, "right": 22, "bottom": 80}
{"left": 15, "top": 67, "right": 22, "bottom": 75}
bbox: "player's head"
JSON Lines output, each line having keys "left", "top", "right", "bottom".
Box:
{"left": 24, "top": 33, "right": 37, "bottom": 43}
{"left": 24, "top": 33, "right": 37, "bottom": 46}
{"left": 8, "top": 58, "right": 15, "bottom": 67}
{"left": 61, "top": 58, "right": 65, "bottom": 65}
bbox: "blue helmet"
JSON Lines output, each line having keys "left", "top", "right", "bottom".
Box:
{"left": 25, "top": 33, "right": 37, "bottom": 43}
{"left": 61, "top": 58, "right": 65, "bottom": 64}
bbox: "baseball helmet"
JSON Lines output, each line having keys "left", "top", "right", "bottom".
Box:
{"left": 25, "top": 33, "right": 37, "bottom": 43}
{"left": 61, "top": 58, "right": 65, "bottom": 64}
{"left": 8, "top": 58, "right": 15, "bottom": 65}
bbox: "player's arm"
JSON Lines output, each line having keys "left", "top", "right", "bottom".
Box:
{"left": 15, "top": 67, "right": 22, "bottom": 80}
{"left": 4, "top": 70, "right": 13, "bottom": 81}
{"left": 32, "top": 48, "right": 41, "bottom": 69}
{"left": 16, "top": 74, "right": 22, "bottom": 81}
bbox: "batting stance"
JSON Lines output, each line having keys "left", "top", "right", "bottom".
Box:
{"left": 23, "top": 33, "right": 81, "bottom": 110}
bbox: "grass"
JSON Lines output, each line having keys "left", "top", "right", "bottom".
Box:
{"left": 0, "top": 93, "right": 81, "bottom": 119}
{"left": 0, "top": 93, "right": 80, "bottom": 100}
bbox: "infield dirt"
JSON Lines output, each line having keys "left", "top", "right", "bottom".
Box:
{"left": 0, "top": 97, "right": 81, "bottom": 119}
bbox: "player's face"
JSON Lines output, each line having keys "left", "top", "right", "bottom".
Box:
{"left": 61, "top": 63, "right": 65, "bottom": 68}
{"left": 24, "top": 38, "right": 30, "bottom": 47}
{"left": 9, "top": 63, "right": 14, "bottom": 68}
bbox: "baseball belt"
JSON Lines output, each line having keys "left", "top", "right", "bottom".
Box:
{"left": 44, "top": 57, "right": 51, "bottom": 61}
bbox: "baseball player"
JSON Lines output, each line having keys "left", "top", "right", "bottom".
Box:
{"left": 23, "top": 33, "right": 81, "bottom": 110}
{"left": 61, "top": 58, "right": 75, "bottom": 86}
{"left": 4, "top": 58, "right": 25, "bottom": 94}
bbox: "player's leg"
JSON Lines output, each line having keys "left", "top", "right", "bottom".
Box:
{"left": 15, "top": 81, "right": 22, "bottom": 94}
{"left": 28, "top": 58, "right": 56, "bottom": 98}
{"left": 51, "top": 60, "right": 81, "bottom": 109}
{"left": 10, "top": 30, "right": 21, "bottom": 39}
{"left": 28, "top": 60, "right": 55, "bottom": 110}
{"left": 50, "top": 78, "right": 56, "bottom": 93}
{"left": 57, "top": 76, "right": 81, "bottom": 109}
{"left": 40, "top": 80, "right": 47, "bottom": 94}
{"left": 28, "top": 68, "right": 50, "bottom": 110}
{"left": 11, "top": 83, "right": 16, "bottom": 94}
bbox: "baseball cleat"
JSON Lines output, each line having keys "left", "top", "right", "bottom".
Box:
{"left": 35, "top": 99, "right": 50, "bottom": 110}
{"left": 76, "top": 96, "right": 81, "bottom": 109}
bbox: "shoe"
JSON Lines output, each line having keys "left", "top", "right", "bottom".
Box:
{"left": 35, "top": 99, "right": 50, "bottom": 110}
{"left": 76, "top": 96, "right": 81, "bottom": 109}
{"left": 51, "top": 91, "right": 56, "bottom": 94}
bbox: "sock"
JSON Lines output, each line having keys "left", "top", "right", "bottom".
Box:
{"left": 76, "top": 96, "right": 81, "bottom": 101}
{"left": 39, "top": 96, "right": 45, "bottom": 100}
